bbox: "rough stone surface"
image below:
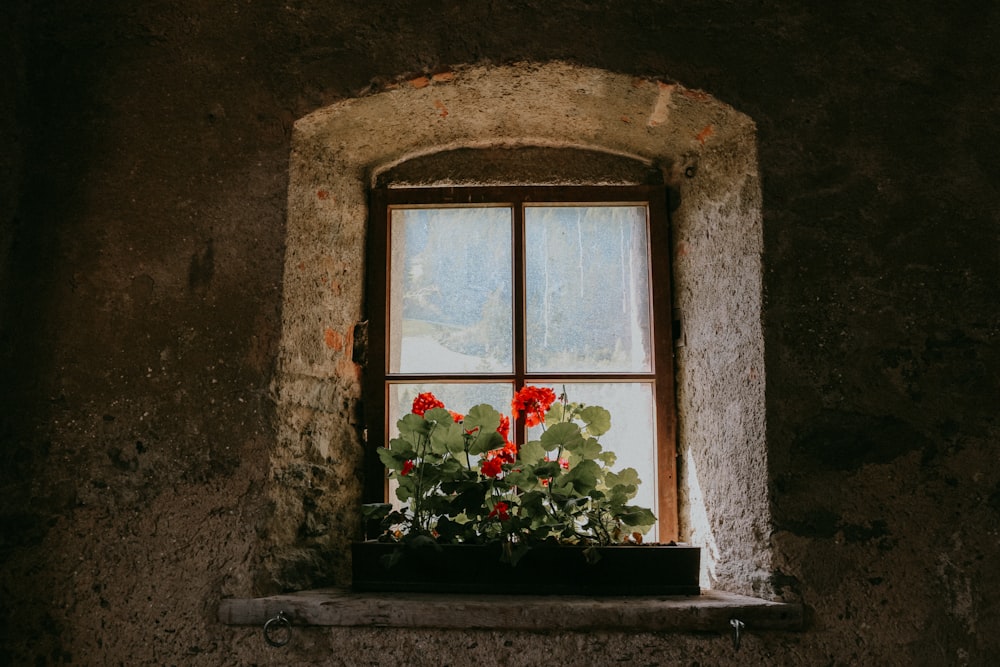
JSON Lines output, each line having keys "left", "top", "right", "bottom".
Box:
{"left": 1, "top": 2, "right": 997, "bottom": 665}
{"left": 219, "top": 588, "right": 801, "bottom": 631}
{"left": 276, "top": 62, "right": 768, "bottom": 597}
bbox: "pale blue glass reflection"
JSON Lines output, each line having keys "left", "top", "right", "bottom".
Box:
{"left": 390, "top": 207, "right": 513, "bottom": 374}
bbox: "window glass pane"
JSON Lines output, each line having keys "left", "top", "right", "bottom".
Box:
{"left": 390, "top": 207, "right": 512, "bottom": 374}
{"left": 524, "top": 206, "right": 651, "bottom": 373}
{"left": 388, "top": 383, "right": 515, "bottom": 435}
{"left": 527, "top": 382, "right": 658, "bottom": 541}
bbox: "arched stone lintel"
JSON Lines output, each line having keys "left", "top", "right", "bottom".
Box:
{"left": 293, "top": 62, "right": 752, "bottom": 189}
{"left": 373, "top": 144, "right": 666, "bottom": 189}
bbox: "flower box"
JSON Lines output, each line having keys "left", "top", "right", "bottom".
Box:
{"left": 351, "top": 541, "right": 700, "bottom": 596}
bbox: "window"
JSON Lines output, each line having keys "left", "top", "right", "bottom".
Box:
{"left": 268, "top": 62, "right": 771, "bottom": 596}
{"left": 364, "top": 185, "right": 679, "bottom": 540}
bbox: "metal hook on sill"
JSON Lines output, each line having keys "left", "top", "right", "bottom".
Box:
{"left": 264, "top": 610, "right": 291, "bottom": 647}
{"left": 730, "top": 617, "right": 745, "bottom": 651}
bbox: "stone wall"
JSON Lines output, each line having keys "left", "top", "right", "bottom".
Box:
{"left": 1, "top": 2, "right": 997, "bottom": 665}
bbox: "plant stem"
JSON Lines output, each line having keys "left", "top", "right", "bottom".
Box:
{"left": 413, "top": 420, "right": 438, "bottom": 532}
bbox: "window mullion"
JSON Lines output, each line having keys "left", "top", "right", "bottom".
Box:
{"left": 513, "top": 199, "right": 527, "bottom": 445}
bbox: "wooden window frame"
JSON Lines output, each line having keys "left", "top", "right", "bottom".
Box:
{"left": 363, "top": 184, "right": 678, "bottom": 540}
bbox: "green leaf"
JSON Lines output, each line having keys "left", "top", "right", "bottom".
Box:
{"left": 431, "top": 421, "right": 465, "bottom": 455}
{"left": 416, "top": 463, "right": 444, "bottom": 487}
{"left": 438, "top": 458, "right": 466, "bottom": 476}
{"left": 568, "top": 436, "right": 603, "bottom": 461}
{"left": 377, "top": 445, "right": 405, "bottom": 469}
{"left": 467, "top": 430, "right": 504, "bottom": 456}
{"left": 394, "top": 481, "right": 414, "bottom": 502}
{"left": 519, "top": 440, "right": 546, "bottom": 464}
{"left": 386, "top": 436, "right": 416, "bottom": 458}
{"left": 396, "top": 412, "right": 431, "bottom": 439}
{"left": 463, "top": 404, "right": 501, "bottom": 433}
{"left": 578, "top": 405, "right": 611, "bottom": 436}
{"left": 618, "top": 505, "right": 657, "bottom": 527}
{"left": 452, "top": 484, "right": 493, "bottom": 515}
{"left": 422, "top": 407, "right": 454, "bottom": 426}
{"left": 539, "top": 422, "right": 582, "bottom": 450}
{"left": 564, "top": 459, "right": 601, "bottom": 494}
{"left": 531, "top": 460, "right": 562, "bottom": 479}
{"left": 360, "top": 503, "right": 391, "bottom": 522}
{"left": 434, "top": 516, "right": 463, "bottom": 542}
{"left": 549, "top": 477, "right": 575, "bottom": 497}
{"left": 503, "top": 468, "right": 539, "bottom": 490}
{"left": 607, "top": 467, "right": 641, "bottom": 488}
{"left": 438, "top": 467, "right": 477, "bottom": 491}
{"left": 607, "top": 484, "right": 636, "bottom": 506}
{"left": 519, "top": 490, "right": 547, "bottom": 513}
{"left": 545, "top": 402, "right": 566, "bottom": 424}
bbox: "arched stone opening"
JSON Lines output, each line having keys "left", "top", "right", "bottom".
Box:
{"left": 268, "top": 62, "right": 771, "bottom": 597}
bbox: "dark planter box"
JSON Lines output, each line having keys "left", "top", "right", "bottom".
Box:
{"left": 352, "top": 541, "right": 700, "bottom": 596}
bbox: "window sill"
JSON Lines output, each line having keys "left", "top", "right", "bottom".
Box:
{"left": 218, "top": 588, "right": 803, "bottom": 634}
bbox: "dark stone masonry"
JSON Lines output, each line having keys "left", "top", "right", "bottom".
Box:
{"left": 1, "top": 2, "right": 996, "bottom": 664}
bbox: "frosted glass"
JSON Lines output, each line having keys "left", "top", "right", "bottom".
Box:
{"left": 527, "top": 382, "right": 658, "bottom": 541}
{"left": 524, "top": 206, "right": 651, "bottom": 373}
{"left": 390, "top": 208, "right": 512, "bottom": 374}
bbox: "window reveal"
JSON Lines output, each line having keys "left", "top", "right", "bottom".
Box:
{"left": 365, "top": 185, "right": 678, "bottom": 540}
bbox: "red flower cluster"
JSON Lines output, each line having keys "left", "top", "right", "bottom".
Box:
{"left": 401, "top": 460, "right": 415, "bottom": 476}
{"left": 481, "top": 455, "right": 503, "bottom": 478}
{"left": 411, "top": 392, "right": 445, "bottom": 416}
{"left": 489, "top": 501, "right": 510, "bottom": 521}
{"left": 511, "top": 385, "right": 557, "bottom": 427}
{"left": 493, "top": 440, "right": 517, "bottom": 463}
{"left": 482, "top": 421, "right": 518, "bottom": 480}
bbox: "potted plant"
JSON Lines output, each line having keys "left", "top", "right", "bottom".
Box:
{"left": 354, "top": 386, "right": 699, "bottom": 595}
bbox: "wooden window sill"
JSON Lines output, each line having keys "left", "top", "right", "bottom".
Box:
{"left": 219, "top": 588, "right": 803, "bottom": 633}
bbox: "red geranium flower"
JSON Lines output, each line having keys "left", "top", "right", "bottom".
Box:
{"left": 499, "top": 440, "right": 518, "bottom": 464}
{"left": 496, "top": 414, "right": 510, "bottom": 441}
{"left": 412, "top": 392, "right": 445, "bottom": 416}
{"left": 511, "top": 385, "right": 557, "bottom": 427}
{"left": 489, "top": 501, "right": 511, "bottom": 521}
{"left": 486, "top": 439, "right": 518, "bottom": 466}
{"left": 449, "top": 410, "right": 464, "bottom": 423}
{"left": 481, "top": 455, "right": 503, "bottom": 478}
{"left": 401, "top": 460, "right": 415, "bottom": 476}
